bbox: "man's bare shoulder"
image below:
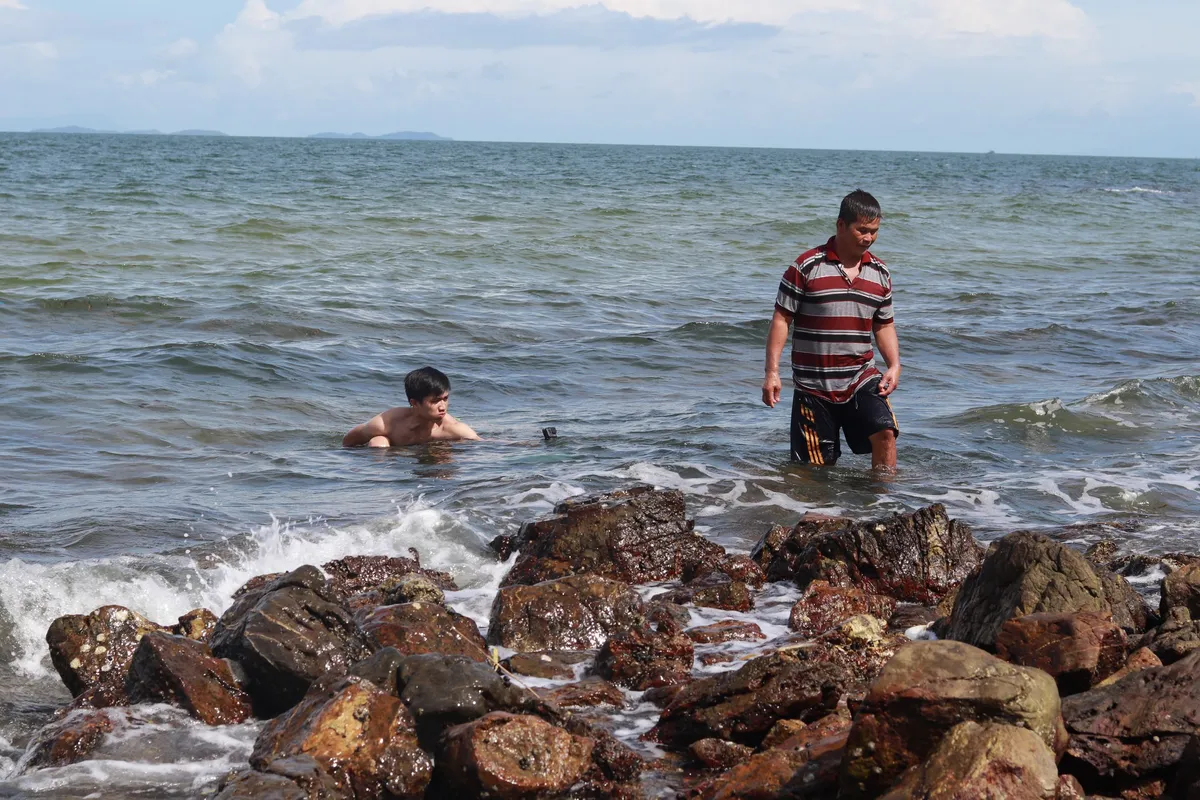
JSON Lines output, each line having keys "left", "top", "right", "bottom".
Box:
{"left": 441, "top": 414, "right": 481, "bottom": 441}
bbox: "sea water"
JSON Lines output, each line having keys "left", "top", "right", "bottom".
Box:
{"left": 0, "top": 133, "right": 1197, "bottom": 796}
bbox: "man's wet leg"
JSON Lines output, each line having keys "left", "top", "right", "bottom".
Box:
{"left": 869, "top": 429, "right": 896, "bottom": 471}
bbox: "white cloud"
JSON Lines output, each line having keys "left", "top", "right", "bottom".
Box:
{"left": 0, "top": 0, "right": 27, "bottom": 9}
{"left": 285, "top": 0, "right": 1088, "bottom": 38}
{"left": 161, "top": 38, "right": 199, "bottom": 59}
{"left": 1173, "top": 82, "right": 1200, "bottom": 107}
{"left": 118, "top": 68, "right": 175, "bottom": 87}
{"left": 217, "top": 0, "right": 291, "bottom": 85}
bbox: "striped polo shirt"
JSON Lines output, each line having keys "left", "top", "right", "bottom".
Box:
{"left": 774, "top": 237, "right": 894, "bottom": 404}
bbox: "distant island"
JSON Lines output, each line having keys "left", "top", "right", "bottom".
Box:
{"left": 308, "top": 131, "right": 451, "bottom": 141}
{"left": 30, "top": 126, "right": 228, "bottom": 137}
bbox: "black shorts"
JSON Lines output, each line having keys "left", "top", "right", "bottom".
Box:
{"left": 790, "top": 377, "right": 899, "bottom": 465}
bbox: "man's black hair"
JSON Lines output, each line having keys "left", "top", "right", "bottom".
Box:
{"left": 839, "top": 189, "right": 882, "bottom": 225}
{"left": 405, "top": 366, "right": 450, "bottom": 403}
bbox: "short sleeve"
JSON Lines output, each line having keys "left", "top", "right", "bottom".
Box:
{"left": 775, "top": 264, "right": 804, "bottom": 315}
{"left": 873, "top": 272, "right": 894, "bottom": 324}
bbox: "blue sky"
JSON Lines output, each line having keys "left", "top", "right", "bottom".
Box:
{"left": 1, "top": 0, "right": 1197, "bottom": 156}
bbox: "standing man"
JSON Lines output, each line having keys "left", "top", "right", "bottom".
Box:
{"left": 762, "top": 190, "right": 901, "bottom": 470}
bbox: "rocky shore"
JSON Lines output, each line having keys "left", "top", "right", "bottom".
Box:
{"left": 16, "top": 484, "right": 1200, "bottom": 798}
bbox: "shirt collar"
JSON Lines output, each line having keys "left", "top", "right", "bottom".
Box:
{"left": 824, "top": 236, "right": 875, "bottom": 268}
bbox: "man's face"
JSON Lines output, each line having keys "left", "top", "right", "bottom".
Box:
{"left": 412, "top": 392, "right": 449, "bottom": 422}
{"left": 837, "top": 216, "right": 881, "bottom": 255}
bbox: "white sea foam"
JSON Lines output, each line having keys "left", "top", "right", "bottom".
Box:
{"left": 1102, "top": 186, "right": 1172, "bottom": 194}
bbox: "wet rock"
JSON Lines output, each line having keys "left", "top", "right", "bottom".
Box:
{"left": 749, "top": 514, "right": 852, "bottom": 580}
{"left": 788, "top": 580, "right": 898, "bottom": 639}
{"left": 20, "top": 708, "right": 114, "bottom": 770}
{"left": 656, "top": 574, "right": 755, "bottom": 613}
{"left": 559, "top": 715, "right": 644, "bottom": 785}
{"left": 210, "top": 566, "right": 371, "bottom": 717}
{"left": 488, "top": 533, "right": 518, "bottom": 562}
{"left": 759, "top": 719, "right": 810, "bottom": 751}
{"left": 994, "top": 611, "right": 1127, "bottom": 695}
{"left": 394, "top": 654, "right": 536, "bottom": 749}
{"left": 345, "top": 574, "right": 449, "bottom": 614}
{"left": 1061, "top": 648, "right": 1200, "bottom": 795}
{"left": 251, "top": 675, "right": 432, "bottom": 799}
{"left": 759, "top": 504, "right": 983, "bottom": 606}
{"left": 684, "top": 553, "right": 767, "bottom": 590}
{"left": 1096, "top": 646, "right": 1162, "bottom": 688}
{"left": 1161, "top": 562, "right": 1200, "bottom": 618}
{"left": 942, "top": 531, "right": 1146, "bottom": 650}
{"left": 687, "top": 724, "right": 848, "bottom": 800}
{"left": 536, "top": 678, "right": 626, "bottom": 710}
{"left": 322, "top": 553, "right": 457, "bottom": 598}
{"left": 689, "top": 738, "right": 753, "bottom": 770}
{"left": 357, "top": 601, "right": 488, "bottom": 662}
{"left": 500, "top": 486, "right": 725, "bottom": 587}
{"left": 886, "top": 604, "right": 940, "bottom": 633}
{"left": 593, "top": 625, "right": 694, "bottom": 690}
{"left": 1139, "top": 606, "right": 1200, "bottom": 664}
{"left": 786, "top": 618, "right": 909, "bottom": 690}
{"left": 487, "top": 574, "right": 646, "bottom": 652}
{"left": 1056, "top": 774, "right": 1087, "bottom": 800}
{"left": 212, "top": 755, "right": 343, "bottom": 800}
{"left": 764, "top": 713, "right": 851, "bottom": 753}
{"left": 840, "top": 640, "right": 1066, "bottom": 799}
{"left": 698, "top": 653, "right": 734, "bottom": 667}
{"left": 685, "top": 620, "right": 766, "bottom": 645}
{"left": 1098, "top": 566, "right": 1157, "bottom": 633}
{"left": 647, "top": 650, "right": 851, "bottom": 749}
{"left": 647, "top": 599, "right": 692, "bottom": 635}
{"left": 343, "top": 647, "right": 406, "bottom": 695}
{"left": 45, "top": 605, "right": 165, "bottom": 702}
{"left": 172, "top": 608, "right": 218, "bottom": 643}
{"left": 878, "top": 721, "right": 1060, "bottom": 800}
{"left": 125, "top": 632, "right": 252, "bottom": 725}
{"left": 435, "top": 712, "right": 594, "bottom": 799}
{"left": 502, "top": 650, "right": 592, "bottom": 680}
{"left": 643, "top": 683, "right": 687, "bottom": 708}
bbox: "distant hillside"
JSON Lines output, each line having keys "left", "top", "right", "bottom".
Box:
{"left": 309, "top": 131, "right": 451, "bottom": 141}
{"left": 30, "top": 127, "right": 227, "bottom": 137}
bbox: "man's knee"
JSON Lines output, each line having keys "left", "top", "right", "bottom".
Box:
{"left": 367, "top": 436, "right": 391, "bottom": 448}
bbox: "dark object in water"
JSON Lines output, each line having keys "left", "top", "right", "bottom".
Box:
{"left": 542, "top": 427, "right": 558, "bottom": 440}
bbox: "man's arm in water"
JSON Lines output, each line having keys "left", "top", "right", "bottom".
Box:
{"left": 343, "top": 414, "right": 389, "bottom": 447}
{"left": 874, "top": 321, "right": 901, "bottom": 397}
{"left": 762, "top": 307, "right": 792, "bottom": 407}
{"left": 443, "top": 415, "right": 482, "bottom": 441}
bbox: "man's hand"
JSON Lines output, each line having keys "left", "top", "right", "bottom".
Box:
{"left": 877, "top": 365, "right": 901, "bottom": 397}
{"left": 762, "top": 371, "right": 782, "bottom": 407}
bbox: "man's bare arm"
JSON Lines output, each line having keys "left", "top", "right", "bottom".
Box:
{"left": 444, "top": 416, "right": 482, "bottom": 441}
{"left": 343, "top": 415, "right": 387, "bottom": 447}
{"left": 762, "top": 307, "right": 792, "bottom": 407}
{"left": 873, "top": 321, "right": 901, "bottom": 397}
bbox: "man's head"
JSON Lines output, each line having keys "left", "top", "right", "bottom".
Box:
{"left": 405, "top": 366, "right": 451, "bottom": 422}
{"left": 835, "top": 189, "right": 882, "bottom": 264}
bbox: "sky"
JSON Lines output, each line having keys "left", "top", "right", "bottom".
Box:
{"left": 0, "top": 0, "right": 1197, "bottom": 156}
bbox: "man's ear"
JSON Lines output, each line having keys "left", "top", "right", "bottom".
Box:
{"left": 835, "top": 218, "right": 846, "bottom": 234}
{"left": 408, "top": 398, "right": 419, "bottom": 408}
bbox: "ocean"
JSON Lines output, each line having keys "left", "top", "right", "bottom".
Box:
{"left": 0, "top": 132, "right": 1197, "bottom": 796}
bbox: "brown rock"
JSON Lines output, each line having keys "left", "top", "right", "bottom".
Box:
{"left": 788, "top": 580, "right": 898, "bottom": 638}
{"left": 345, "top": 573, "right": 448, "bottom": 613}
{"left": 436, "top": 712, "right": 594, "bottom": 798}
{"left": 779, "top": 617, "right": 910, "bottom": 691}
{"left": 878, "top": 721, "right": 1061, "bottom": 800}
{"left": 759, "top": 719, "right": 808, "bottom": 751}
{"left": 994, "top": 611, "right": 1127, "bottom": 695}
{"left": 684, "top": 554, "right": 767, "bottom": 590}
{"left": 886, "top": 604, "right": 940, "bottom": 633}
{"left": 646, "top": 598, "right": 692, "bottom": 634}
{"left": 357, "top": 601, "right": 488, "bottom": 662}
{"left": 21, "top": 709, "right": 114, "bottom": 770}
{"left": 322, "top": 553, "right": 457, "bottom": 598}
{"left": 210, "top": 566, "right": 371, "bottom": 717}
{"left": 251, "top": 675, "right": 432, "bottom": 799}
{"left": 753, "top": 504, "right": 982, "bottom": 605}
{"left": 689, "top": 738, "right": 753, "bottom": 770}
{"left": 1056, "top": 773, "right": 1087, "bottom": 800}
{"left": 502, "top": 650, "right": 591, "bottom": 680}
{"left": 647, "top": 651, "right": 851, "bottom": 749}
{"left": 500, "top": 486, "right": 725, "bottom": 587}
{"left": 749, "top": 516, "right": 851, "bottom": 580}
{"left": 685, "top": 620, "right": 766, "bottom": 645}
{"left": 536, "top": 678, "right": 626, "bottom": 709}
{"left": 840, "top": 640, "right": 1066, "bottom": 799}
{"left": 1161, "top": 562, "right": 1200, "bottom": 618}
{"left": 593, "top": 625, "right": 694, "bottom": 690}
{"left": 487, "top": 574, "right": 646, "bottom": 652}
{"left": 212, "top": 755, "right": 343, "bottom": 799}
{"left": 656, "top": 574, "right": 755, "bottom": 613}
{"left": 766, "top": 713, "right": 851, "bottom": 753}
{"left": 125, "top": 632, "right": 252, "bottom": 725}
{"left": 698, "top": 653, "right": 734, "bottom": 667}
{"left": 172, "top": 608, "right": 218, "bottom": 643}
{"left": 688, "top": 725, "right": 848, "bottom": 800}
{"left": 943, "top": 531, "right": 1148, "bottom": 651}
{"left": 1061, "top": 648, "right": 1200, "bottom": 795}
{"left": 1140, "top": 606, "right": 1200, "bottom": 664}
{"left": 45, "top": 605, "right": 165, "bottom": 702}
{"left": 642, "top": 683, "right": 687, "bottom": 708}
{"left": 1096, "top": 647, "right": 1162, "bottom": 688}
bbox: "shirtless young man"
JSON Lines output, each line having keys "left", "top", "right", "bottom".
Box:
{"left": 342, "top": 366, "right": 481, "bottom": 447}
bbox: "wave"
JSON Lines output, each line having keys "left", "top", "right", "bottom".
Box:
{"left": 1082, "top": 375, "right": 1200, "bottom": 415}
{"left": 30, "top": 294, "right": 192, "bottom": 317}
{"left": 1101, "top": 186, "right": 1174, "bottom": 195}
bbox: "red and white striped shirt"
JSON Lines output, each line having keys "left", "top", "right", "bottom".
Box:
{"left": 775, "top": 237, "right": 894, "bottom": 403}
